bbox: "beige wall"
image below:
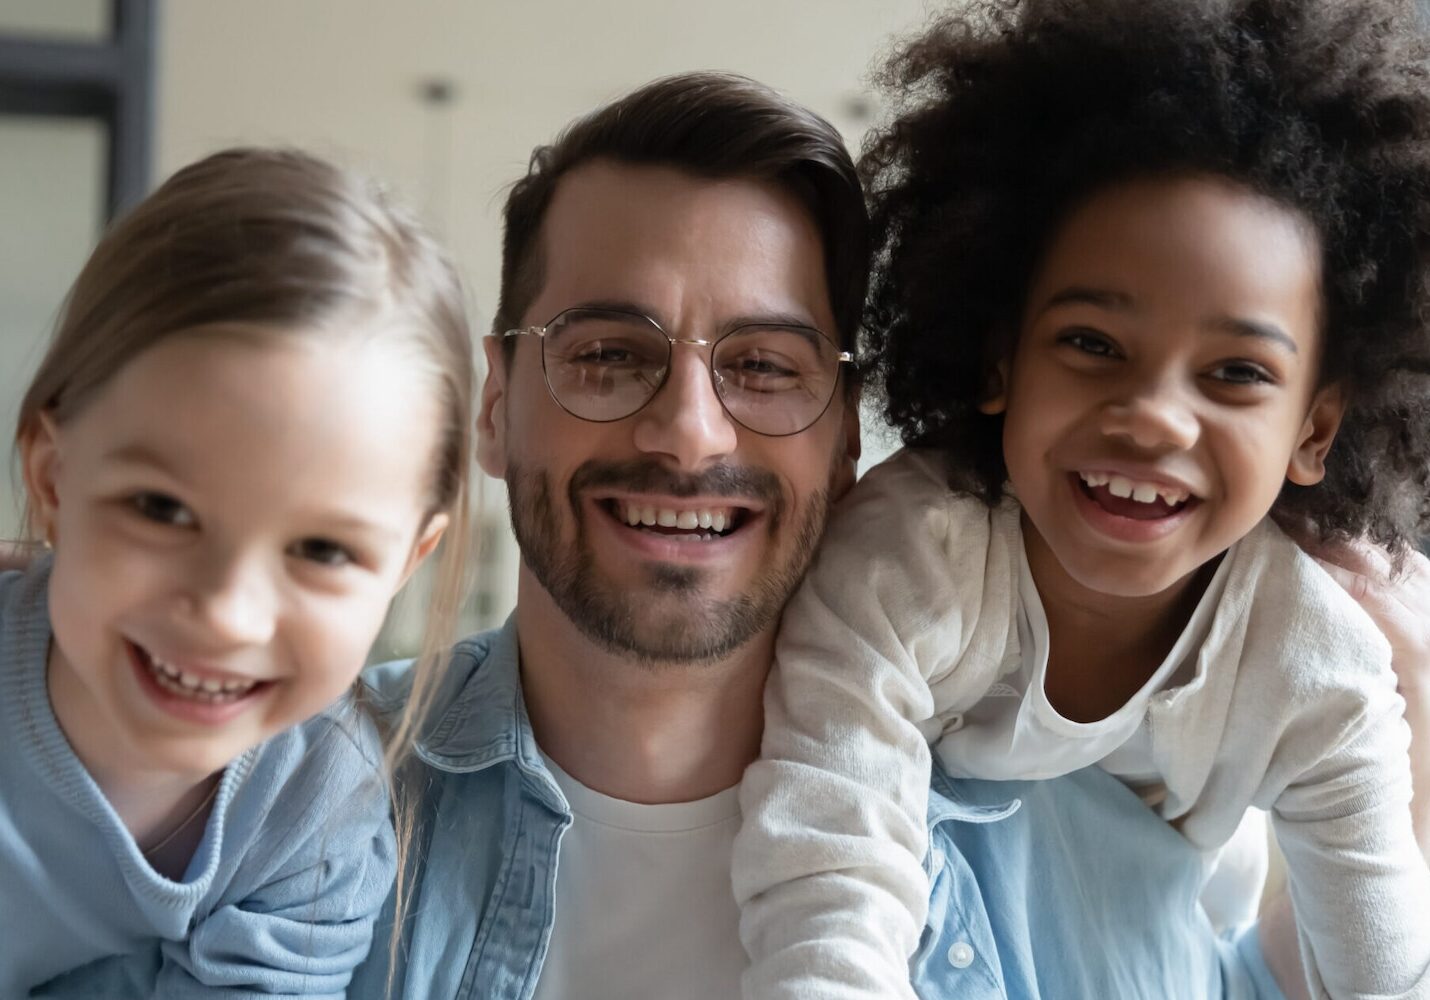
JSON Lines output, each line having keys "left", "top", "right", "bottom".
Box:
{"left": 156, "top": 1, "right": 934, "bottom": 332}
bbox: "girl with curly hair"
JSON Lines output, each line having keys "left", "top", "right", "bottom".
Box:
{"left": 735, "top": 1, "right": 1430, "bottom": 997}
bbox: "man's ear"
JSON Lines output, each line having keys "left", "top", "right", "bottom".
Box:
{"left": 475, "top": 336, "right": 509, "bottom": 480}
{"left": 976, "top": 358, "right": 1010, "bottom": 416}
{"left": 1286, "top": 383, "right": 1347, "bottom": 486}
{"left": 399, "top": 512, "right": 450, "bottom": 587}
{"left": 19, "top": 412, "right": 62, "bottom": 544}
{"left": 830, "top": 386, "right": 863, "bottom": 501}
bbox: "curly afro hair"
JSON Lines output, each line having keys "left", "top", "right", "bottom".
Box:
{"left": 861, "top": 0, "right": 1430, "bottom": 554}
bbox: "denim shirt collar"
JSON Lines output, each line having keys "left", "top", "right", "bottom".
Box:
{"left": 927, "top": 762, "right": 1022, "bottom": 829}
{"left": 388, "top": 614, "right": 1021, "bottom": 833}
{"left": 408, "top": 615, "right": 567, "bottom": 817}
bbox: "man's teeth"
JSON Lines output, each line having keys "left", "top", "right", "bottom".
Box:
{"left": 1078, "top": 471, "right": 1189, "bottom": 506}
{"left": 620, "top": 502, "right": 734, "bottom": 533}
{"left": 146, "top": 653, "right": 257, "bottom": 702}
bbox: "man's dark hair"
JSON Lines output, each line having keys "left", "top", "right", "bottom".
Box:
{"left": 861, "top": 0, "right": 1430, "bottom": 554}
{"left": 494, "top": 71, "right": 868, "bottom": 356}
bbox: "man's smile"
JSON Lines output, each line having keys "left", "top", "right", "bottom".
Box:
{"left": 596, "top": 495, "right": 759, "bottom": 542}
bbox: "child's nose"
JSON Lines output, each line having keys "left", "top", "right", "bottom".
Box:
{"left": 1098, "top": 383, "right": 1200, "bottom": 451}
{"left": 178, "top": 552, "right": 278, "bottom": 647}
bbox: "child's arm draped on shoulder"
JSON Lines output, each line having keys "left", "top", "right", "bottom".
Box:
{"left": 1260, "top": 543, "right": 1430, "bottom": 1000}
{"left": 734, "top": 450, "right": 1012, "bottom": 1000}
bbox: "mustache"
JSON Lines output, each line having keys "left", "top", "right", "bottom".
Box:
{"left": 568, "top": 458, "right": 782, "bottom": 506}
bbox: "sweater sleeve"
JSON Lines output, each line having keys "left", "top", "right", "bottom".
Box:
{"left": 734, "top": 451, "right": 1013, "bottom": 1000}
{"left": 1271, "top": 705, "right": 1430, "bottom": 999}
{"left": 159, "top": 709, "right": 398, "bottom": 999}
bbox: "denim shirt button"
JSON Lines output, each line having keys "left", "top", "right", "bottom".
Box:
{"left": 946, "top": 940, "right": 975, "bottom": 969}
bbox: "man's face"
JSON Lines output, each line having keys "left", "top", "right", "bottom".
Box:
{"left": 479, "top": 161, "right": 859, "bottom": 664}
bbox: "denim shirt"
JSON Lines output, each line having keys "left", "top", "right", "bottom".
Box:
{"left": 351, "top": 618, "right": 1285, "bottom": 1000}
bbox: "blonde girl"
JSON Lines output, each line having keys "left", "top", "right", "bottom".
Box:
{"left": 0, "top": 147, "right": 473, "bottom": 998}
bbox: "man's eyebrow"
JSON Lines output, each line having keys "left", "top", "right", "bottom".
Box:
{"left": 723, "top": 311, "right": 823, "bottom": 332}
{"left": 565, "top": 301, "right": 823, "bottom": 337}
{"left": 1205, "top": 316, "right": 1299, "bottom": 354}
{"left": 567, "top": 298, "right": 657, "bottom": 319}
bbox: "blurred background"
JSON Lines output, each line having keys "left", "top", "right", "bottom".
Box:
{"left": 0, "top": 0, "right": 929, "bottom": 650}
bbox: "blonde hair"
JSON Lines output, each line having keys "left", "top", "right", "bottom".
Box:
{"left": 14, "top": 147, "right": 474, "bottom": 983}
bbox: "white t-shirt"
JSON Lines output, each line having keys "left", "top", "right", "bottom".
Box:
{"left": 532, "top": 756, "right": 745, "bottom": 1000}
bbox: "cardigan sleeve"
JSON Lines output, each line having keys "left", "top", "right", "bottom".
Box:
{"left": 734, "top": 450, "right": 1014, "bottom": 1000}
{"left": 1271, "top": 704, "right": 1430, "bottom": 999}
{"left": 162, "top": 709, "right": 397, "bottom": 999}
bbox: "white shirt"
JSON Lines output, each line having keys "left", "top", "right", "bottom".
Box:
{"left": 533, "top": 756, "right": 745, "bottom": 1000}
{"left": 937, "top": 534, "right": 1229, "bottom": 781}
{"left": 735, "top": 448, "right": 1429, "bottom": 1000}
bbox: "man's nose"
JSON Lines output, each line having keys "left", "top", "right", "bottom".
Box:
{"left": 631, "top": 344, "right": 739, "bottom": 469}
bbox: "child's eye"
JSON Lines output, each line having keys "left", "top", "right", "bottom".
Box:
{"left": 1209, "top": 361, "right": 1274, "bottom": 386}
{"left": 1057, "top": 328, "right": 1120, "bottom": 358}
{"left": 288, "top": 537, "right": 356, "bottom": 568}
{"left": 129, "top": 491, "right": 197, "bottom": 528}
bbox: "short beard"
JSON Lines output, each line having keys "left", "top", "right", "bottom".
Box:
{"left": 505, "top": 458, "right": 830, "bottom": 666}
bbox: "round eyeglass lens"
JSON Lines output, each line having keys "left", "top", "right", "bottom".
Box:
{"left": 541, "top": 310, "right": 670, "bottom": 421}
{"left": 713, "top": 325, "right": 842, "bottom": 435}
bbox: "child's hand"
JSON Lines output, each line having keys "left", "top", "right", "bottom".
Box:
{"left": 0, "top": 542, "right": 35, "bottom": 574}
{"left": 1313, "top": 541, "right": 1430, "bottom": 701}
{"left": 1313, "top": 540, "right": 1430, "bottom": 857}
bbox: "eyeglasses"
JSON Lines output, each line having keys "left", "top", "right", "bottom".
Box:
{"left": 502, "top": 307, "right": 855, "bottom": 437}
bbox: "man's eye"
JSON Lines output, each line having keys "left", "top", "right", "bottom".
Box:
{"left": 563, "top": 339, "right": 660, "bottom": 368}
{"left": 731, "top": 357, "right": 797, "bottom": 377}
{"left": 574, "top": 346, "right": 632, "bottom": 364}
{"left": 288, "top": 537, "right": 355, "bottom": 568}
{"left": 1058, "top": 329, "right": 1119, "bottom": 358}
{"left": 130, "top": 492, "right": 196, "bottom": 528}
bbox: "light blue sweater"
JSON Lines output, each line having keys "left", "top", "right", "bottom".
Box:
{"left": 0, "top": 562, "right": 396, "bottom": 999}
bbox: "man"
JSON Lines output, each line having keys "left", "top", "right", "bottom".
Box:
{"left": 350, "top": 73, "right": 1421, "bottom": 1000}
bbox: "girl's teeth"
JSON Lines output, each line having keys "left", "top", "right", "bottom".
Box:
{"left": 145, "top": 651, "right": 257, "bottom": 701}
{"left": 1079, "top": 471, "right": 1189, "bottom": 506}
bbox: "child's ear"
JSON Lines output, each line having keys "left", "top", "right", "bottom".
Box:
{"left": 1286, "top": 383, "right": 1347, "bottom": 486}
{"left": 399, "top": 512, "right": 450, "bottom": 587}
{"left": 976, "top": 358, "right": 1010, "bottom": 416}
{"left": 19, "top": 412, "right": 62, "bottom": 544}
